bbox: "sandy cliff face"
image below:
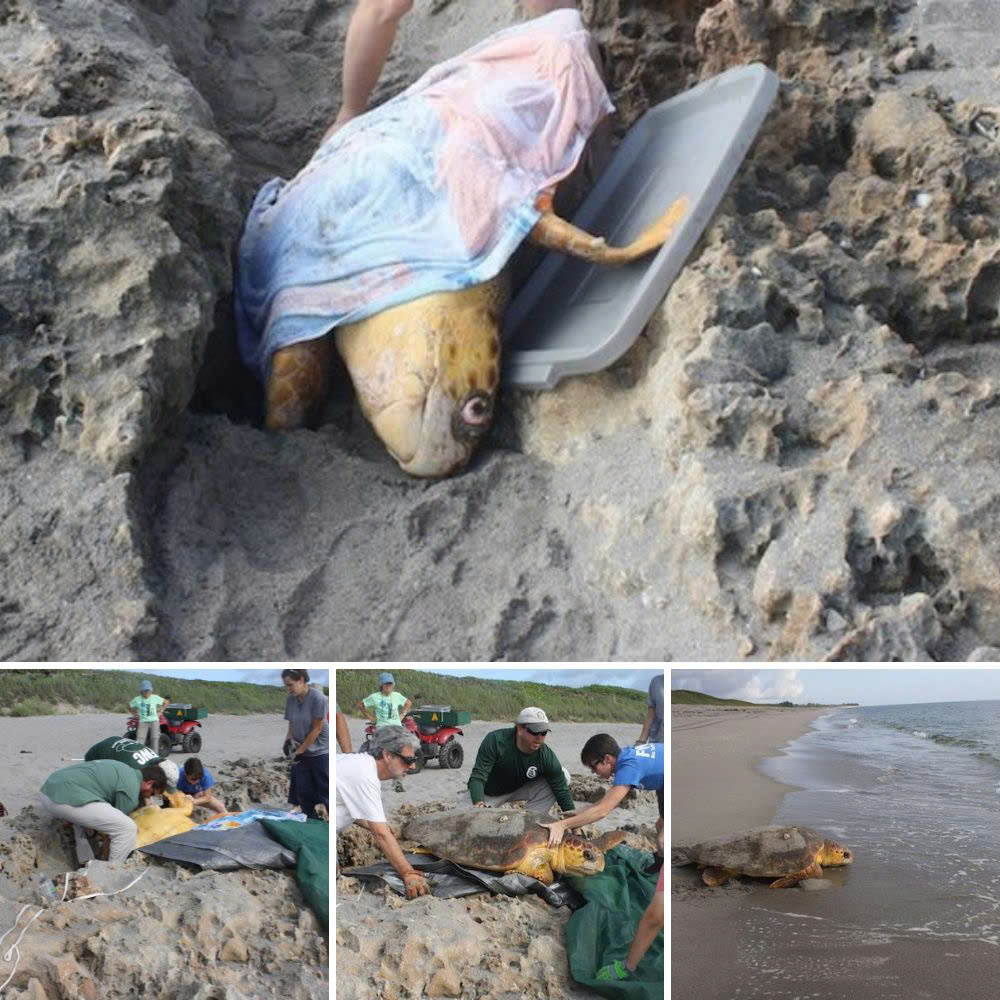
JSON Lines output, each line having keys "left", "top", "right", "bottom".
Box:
{"left": 1, "top": 0, "right": 998, "bottom": 659}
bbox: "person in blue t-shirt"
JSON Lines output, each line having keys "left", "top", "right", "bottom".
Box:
{"left": 538, "top": 733, "right": 664, "bottom": 873}
{"left": 177, "top": 757, "right": 227, "bottom": 815}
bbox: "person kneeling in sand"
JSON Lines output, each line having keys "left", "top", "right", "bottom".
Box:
{"left": 38, "top": 760, "right": 167, "bottom": 863}
{"left": 176, "top": 757, "right": 227, "bottom": 815}
{"left": 538, "top": 734, "right": 664, "bottom": 872}
{"left": 336, "top": 726, "right": 429, "bottom": 900}
{"left": 458, "top": 707, "right": 577, "bottom": 814}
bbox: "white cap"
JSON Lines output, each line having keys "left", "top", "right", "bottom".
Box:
{"left": 157, "top": 759, "right": 180, "bottom": 789}
{"left": 515, "top": 707, "right": 551, "bottom": 733}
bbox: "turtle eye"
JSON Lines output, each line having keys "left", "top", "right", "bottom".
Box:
{"left": 461, "top": 393, "right": 492, "bottom": 426}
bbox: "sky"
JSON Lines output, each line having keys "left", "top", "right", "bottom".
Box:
{"left": 671, "top": 667, "right": 1000, "bottom": 706}
{"left": 333, "top": 666, "right": 662, "bottom": 692}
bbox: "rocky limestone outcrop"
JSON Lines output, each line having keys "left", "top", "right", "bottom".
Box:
{"left": 0, "top": 803, "right": 326, "bottom": 999}
{"left": 1, "top": 0, "right": 998, "bottom": 659}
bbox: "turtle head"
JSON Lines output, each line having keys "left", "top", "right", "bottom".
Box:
{"left": 554, "top": 836, "right": 606, "bottom": 877}
{"left": 821, "top": 840, "right": 853, "bottom": 867}
{"left": 335, "top": 283, "right": 503, "bottom": 478}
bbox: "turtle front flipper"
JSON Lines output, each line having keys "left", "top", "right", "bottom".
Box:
{"left": 527, "top": 191, "right": 689, "bottom": 267}
{"left": 265, "top": 336, "right": 331, "bottom": 429}
{"left": 769, "top": 862, "right": 823, "bottom": 888}
{"left": 511, "top": 846, "right": 555, "bottom": 884}
{"left": 700, "top": 866, "right": 737, "bottom": 887}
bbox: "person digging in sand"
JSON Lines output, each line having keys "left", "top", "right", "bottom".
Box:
{"left": 336, "top": 725, "right": 430, "bottom": 900}
{"left": 538, "top": 733, "right": 664, "bottom": 873}
{"left": 38, "top": 760, "right": 167, "bottom": 863}
{"left": 176, "top": 757, "right": 227, "bottom": 815}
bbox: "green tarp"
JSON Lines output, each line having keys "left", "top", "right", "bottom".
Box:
{"left": 565, "top": 846, "right": 663, "bottom": 999}
{"left": 261, "top": 818, "right": 329, "bottom": 930}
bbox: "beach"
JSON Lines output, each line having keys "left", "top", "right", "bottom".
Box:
{"left": 336, "top": 718, "right": 661, "bottom": 1000}
{"left": 672, "top": 703, "right": 1000, "bottom": 1000}
{"left": 0, "top": 712, "right": 328, "bottom": 998}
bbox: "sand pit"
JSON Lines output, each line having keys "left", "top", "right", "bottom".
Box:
{"left": 0, "top": 713, "right": 328, "bottom": 999}
{"left": 335, "top": 719, "right": 660, "bottom": 1000}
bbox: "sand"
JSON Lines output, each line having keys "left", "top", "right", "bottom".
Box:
{"left": 671, "top": 706, "right": 832, "bottom": 999}
{"left": 0, "top": 712, "right": 327, "bottom": 999}
{"left": 671, "top": 705, "right": 831, "bottom": 844}
{"left": 670, "top": 703, "right": 1000, "bottom": 1000}
{"left": 0, "top": 711, "right": 297, "bottom": 815}
{"left": 335, "top": 718, "right": 661, "bottom": 1000}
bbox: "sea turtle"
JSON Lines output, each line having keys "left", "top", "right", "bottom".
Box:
{"left": 402, "top": 808, "right": 628, "bottom": 885}
{"left": 672, "top": 826, "right": 854, "bottom": 889}
{"left": 251, "top": 12, "right": 689, "bottom": 478}
{"left": 265, "top": 188, "right": 686, "bottom": 479}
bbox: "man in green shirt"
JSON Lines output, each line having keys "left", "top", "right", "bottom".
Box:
{"left": 84, "top": 736, "right": 180, "bottom": 792}
{"left": 458, "top": 707, "right": 576, "bottom": 815}
{"left": 38, "top": 759, "right": 167, "bottom": 862}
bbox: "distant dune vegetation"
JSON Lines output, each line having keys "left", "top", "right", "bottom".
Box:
{"left": 0, "top": 668, "right": 328, "bottom": 717}
{"left": 672, "top": 689, "right": 856, "bottom": 708}
{"left": 336, "top": 669, "right": 650, "bottom": 723}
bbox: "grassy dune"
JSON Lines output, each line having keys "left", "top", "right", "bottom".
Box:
{"left": 335, "top": 669, "right": 650, "bottom": 723}
{"left": 0, "top": 669, "right": 328, "bottom": 717}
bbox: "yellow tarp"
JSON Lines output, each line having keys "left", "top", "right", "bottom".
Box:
{"left": 130, "top": 790, "right": 196, "bottom": 848}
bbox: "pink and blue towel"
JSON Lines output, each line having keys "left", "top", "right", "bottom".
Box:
{"left": 235, "top": 9, "right": 613, "bottom": 379}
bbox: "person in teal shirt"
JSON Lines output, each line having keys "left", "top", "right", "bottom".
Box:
{"left": 129, "top": 679, "right": 167, "bottom": 750}
{"left": 358, "top": 673, "right": 411, "bottom": 728}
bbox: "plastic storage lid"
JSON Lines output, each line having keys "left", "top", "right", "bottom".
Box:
{"left": 502, "top": 63, "right": 780, "bottom": 389}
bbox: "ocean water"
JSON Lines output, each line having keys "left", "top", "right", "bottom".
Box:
{"left": 735, "top": 701, "right": 1000, "bottom": 1000}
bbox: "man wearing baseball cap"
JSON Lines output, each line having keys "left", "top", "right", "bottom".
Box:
{"left": 83, "top": 736, "right": 180, "bottom": 792}
{"left": 458, "top": 707, "right": 576, "bottom": 815}
{"left": 358, "top": 673, "right": 413, "bottom": 729}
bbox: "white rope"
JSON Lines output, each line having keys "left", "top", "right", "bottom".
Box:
{"left": 0, "top": 905, "right": 45, "bottom": 993}
{"left": 0, "top": 865, "right": 148, "bottom": 994}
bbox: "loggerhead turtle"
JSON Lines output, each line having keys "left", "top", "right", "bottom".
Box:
{"left": 402, "top": 808, "right": 628, "bottom": 885}
{"left": 253, "top": 12, "right": 689, "bottom": 478}
{"left": 672, "top": 826, "right": 853, "bottom": 889}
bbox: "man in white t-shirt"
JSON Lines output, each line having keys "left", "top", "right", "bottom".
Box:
{"left": 336, "top": 726, "right": 430, "bottom": 900}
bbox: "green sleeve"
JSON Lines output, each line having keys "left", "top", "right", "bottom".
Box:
{"left": 467, "top": 731, "right": 500, "bottom": 803}
{"left": 543, "top": 748, "right": 575, "bottom": 811}
{"left": 362, "top": 694, "right": 375, "bottom": 708}
{"left": 112, "top": 787, "right": 140, "bottom": 814}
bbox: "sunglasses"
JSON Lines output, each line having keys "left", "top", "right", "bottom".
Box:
{"left": 392, "top": 752, "right": 417, "bottom": 767}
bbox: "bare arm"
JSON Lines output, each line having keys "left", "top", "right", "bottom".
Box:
{"left": 336, "top": 712, "right": 353, "bottom": 753}
{"left": 562, "top": 785, "right": 632, "bottom": 828}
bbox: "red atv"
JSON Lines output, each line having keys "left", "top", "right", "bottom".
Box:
{"left": 360, "top": 712, "right": 465, "bottom": 772}
{"left": 126, "top": 703, "right": 206, "bottom": 756}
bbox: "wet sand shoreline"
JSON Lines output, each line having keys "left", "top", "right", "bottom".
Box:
{"left": 670, "top": 705, "right": 1000, "bottom": 1000}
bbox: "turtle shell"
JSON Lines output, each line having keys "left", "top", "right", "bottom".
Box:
{"left": 682, "top": 826, "right": 825, "bottom": 877}
{"left": 403, "top": 809, "right": 559, "bottom": 871}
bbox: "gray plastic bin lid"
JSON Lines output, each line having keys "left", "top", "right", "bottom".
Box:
{"left": 502, "top": 62, "right": 780, "bottom": 389}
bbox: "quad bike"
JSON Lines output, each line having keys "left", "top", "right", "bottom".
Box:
{"left": 359, "top": 710, "right": 466, "bottom": 772}
{"left": 126, "top": 703, "right": 207, "bottom": 756}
